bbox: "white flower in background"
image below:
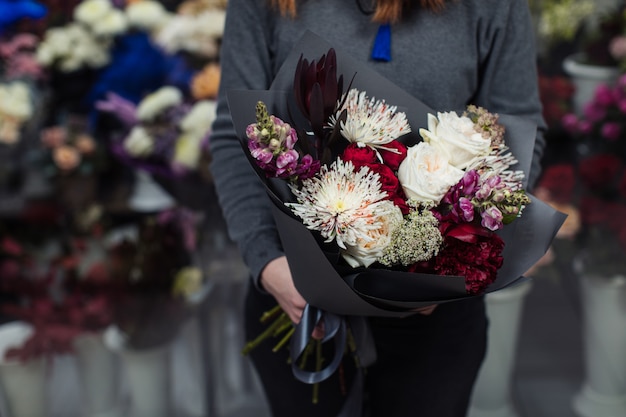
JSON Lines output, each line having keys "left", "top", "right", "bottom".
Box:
{"left": 287, "top": 158, "right": 389, "bottom": 250}
{"left": 91, "top": 8, "right": 128, "bottom": 37}
{"left": 136, "top": 86, "right": 183, "bottom": 121}
{"left": 342, "top": 200, "right": 403, "bottom": 268}
{"left": 173, "top": 100, "right": 216, "bottom": 170}
{"left": 123, "top": 126, "right": 155, "bottom": 157}
{"left": 397, "top": 141, "right": 464, "bottom": 203}
{"left": 154, "top": 9, "right": 225, "bottom": 58}
{"left": 179, "top": 100, "right": 216, "bottom": 135}
{"left": 419, "top": 111, "right": 491, "bottom": 170}
{"left": 36, "top": 23, "right": 112, "bottom": 71}
{"left": 538, "top": 0, "right": 594, "bottom": 43}
{"left": 331, "top": 88, "right": 410, "bottom": 150}
{"left": 126, "top": 0, "right": 172, "bottom": 31}
{"left": 74, "top": 0, "right": 114, "bottom": 26}
{"left": 35, "top": 25, "right": 74, "bottom": 66}
{"left": 173, "top": 132, "right": 203, "bottom": 170}
{"left": 0, "top": 82, "right": 33, "bottom": 144}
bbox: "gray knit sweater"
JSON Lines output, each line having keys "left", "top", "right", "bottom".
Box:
{"left": 209, "top": 0, "right": 545, "bottom": 282}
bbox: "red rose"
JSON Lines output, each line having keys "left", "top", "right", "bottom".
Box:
{"left": 378, "top": 140, "right": 407, "bottom": 171}
{"left": 342, "top": 143, "right": 377, "bottom": 168}
{"left": 578, "top": 154, "right": 622, "bottom": 189}
{"left": 362, "top": 162, "right": 409, "bottom": 213}
{"left": 536, "top": 164, "right": 576, "bottom": 204}
{"left": 579, "top": 196, "right": 611, "bottom": 226}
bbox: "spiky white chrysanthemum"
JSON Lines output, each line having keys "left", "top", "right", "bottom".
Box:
{"left": 286, "top": 158, "right": 390, "bottom": 250}
{"left": 330, "top": 88, "right": 410, "bottom": 149}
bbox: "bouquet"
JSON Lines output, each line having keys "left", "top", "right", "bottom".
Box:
{"left": 228, "top": 32, "right": 566, "bottom": 399}
{"left": 560, "top": 74, "right": 626, "bottom": 277}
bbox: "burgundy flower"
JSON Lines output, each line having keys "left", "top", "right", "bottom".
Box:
{"left": 578, "top": 154, "right": 622, "bottom": 189}
{"left": 378, "top": 140, "right": 407, "bottom": 171}
{"left": 410, "top": 222, "right": 504, "bottom": 295}
{"left": 536, "top": 164, "right": 576, "bottom": 204}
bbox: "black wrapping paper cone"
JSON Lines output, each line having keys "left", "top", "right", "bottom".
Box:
{"left": 227, "top": 31, "right": 567, "bottom": 316}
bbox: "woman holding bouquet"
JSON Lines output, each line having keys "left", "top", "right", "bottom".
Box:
{"left": 209, "top": 0, "right": 545, "bottom": 416}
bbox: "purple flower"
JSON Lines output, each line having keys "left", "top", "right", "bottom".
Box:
{"left": 561, "top": 113, "right": 579, "bottom": 134}
{"left": 593, "top": 84, "right": 615, "bottom": 107}
{"left": 583, "top": 102, "right": 607, "bottom": 123}
{"left": 481, "top": 206, "right": 503, "bottom": 231}
{"left": 458, "top": 197, "right": 475, "bottom": 222}
{"left": 276, "top": 149, "right": 299, "bottom": 170}
{"left": 601, "top": 122, "right": 622, "bottom": 141}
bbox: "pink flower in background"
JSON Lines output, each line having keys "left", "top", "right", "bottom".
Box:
{"left": 601, "top": 122, "right": 622, "bottom": 141}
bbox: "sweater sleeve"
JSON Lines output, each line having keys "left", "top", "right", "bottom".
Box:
{"left": 472, "top": 0, "right": 546, "bottom": 189}
{"left": 208, "top": 0, "right": 284, "bottom": 285}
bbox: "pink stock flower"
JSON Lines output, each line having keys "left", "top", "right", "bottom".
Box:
{"left": 601, "top": 122, "right": 621, "bottom": 141}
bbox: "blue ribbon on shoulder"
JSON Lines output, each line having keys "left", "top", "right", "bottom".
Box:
{"left": 371, "top": 23, "right": 392, "bottom": 62}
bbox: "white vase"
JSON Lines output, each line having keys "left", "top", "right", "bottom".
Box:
{"left": 468, "top": 280, "right": 533, "bottom": 417}
{"left": 572, "top": 274, "right": 626, "bottom": 417}
{"left": 0, "top": 322, "right": 48, "bottom": 417}
{"left": 119, "top": 343, "right": 172, "bottom": 417}
{"left": 74, "top": 333, "right": 122, "bottom": 417}
{"left": 563, "top": 53, "right": 620, "bottom": 116}
{"left": 128, "top": 170, "right": 176, "bottom": 213}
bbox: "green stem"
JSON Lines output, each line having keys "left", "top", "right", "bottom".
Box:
{"left": 242, "top": 312, "right": 289, "bottom": 356}
{"left": 272, "top": 326, "right": 295, "bottom": 353}
{"left": 312, "top": 339, "right": 322, "bottom": 404}
{"left": 260, "top": 304, "right": 283, "bottom": 324}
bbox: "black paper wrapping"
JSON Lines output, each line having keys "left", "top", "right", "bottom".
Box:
{"left": 227, "top": 31, "right": 567, "bottom": 317}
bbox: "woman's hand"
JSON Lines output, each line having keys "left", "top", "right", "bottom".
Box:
{"left": 260, "top": 256, "right": 325, "bottom": 338}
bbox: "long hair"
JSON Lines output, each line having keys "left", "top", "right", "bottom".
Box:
{"left": 270, "top": 0, "right": 446, "bottom": 23}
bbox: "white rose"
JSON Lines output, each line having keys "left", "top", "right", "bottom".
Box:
{"left": 124, "top": 126, "right": 154, "bottom": 157}
{"left": 420, "top": 111, "right": 490, "bottom": 169}
{"left": 342, "top": 200, "right": 403, "bottom": 268}
{"left": 397, "top": 141, "right": 464, "bottom": 204}
{"left": 74, "top": 0, "right": 113, "bottom": 26}
{"left": 136, "top": 86, "right": 182, "bottom": 121}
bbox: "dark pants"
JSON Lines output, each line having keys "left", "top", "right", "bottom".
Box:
{"left": 244, "top": 284, "right": 488, "bottom": 417}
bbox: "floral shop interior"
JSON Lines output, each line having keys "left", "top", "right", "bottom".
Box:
{"left": 1, "top": 0, "right": 626, "bottom": 417}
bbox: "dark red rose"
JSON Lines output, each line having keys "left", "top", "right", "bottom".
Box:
{"left": 378, "top": 140, "right": 407, "bottom": 171}
{"left": 619, "top": 171, "right": 626, "bottom": 199}
{"left": 362, "top": 162, "right": 409, "bottom": 213}
{"left": 579, "top": 196, "right": 612, "bottom": 226}
{"left": 578, "top": 154, "right": 622, "bottom": 189}
{"left": 536, "top": 164, "right": 576, "bottom": 204}
{"left": 363, "top": 163, "right": 399, "bottom": 194}
{"left": 342, "top": 143, "right": 377, "bottom": 168}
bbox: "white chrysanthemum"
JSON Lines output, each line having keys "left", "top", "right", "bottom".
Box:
{"left": 342, "top": 200, "right": 403, "bottom": 268}
{"left": 330, "top": 88, "right": 410, "bottom": 149}
{"left": 0, "top": 82, "right": 32, "bottom": 119}
{"left": 74, "top": 0, "right": 114, "bottom": 26}
{"left": 179, "top": 100, "right": 216, "bottom": 135}
{"left": 154, "top": 10, "right": 224, "bottom": 57}
{"left": 136, "top": 86, "right": 182, "bottom": 121}
{"left": 173, "top": 132, "right": 203, "bottom": 169}
{"left": 286, "top": 158, "right": 390, "bottom": 250}
{"left": 126, "top": 1, "right": 172, "bottom": 31}
{"left": 91, "top": 8, "right": 128, "bottom": 37}
{"left": 123, "top": 126, "right": 154, "bottom": 157}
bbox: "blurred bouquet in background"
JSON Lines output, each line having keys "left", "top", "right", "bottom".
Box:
{"left": 103, "top": 207, "right": 206, "bottom": 350}
{"left": 556, "top": 74, "right": 626, "bottom": 277}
